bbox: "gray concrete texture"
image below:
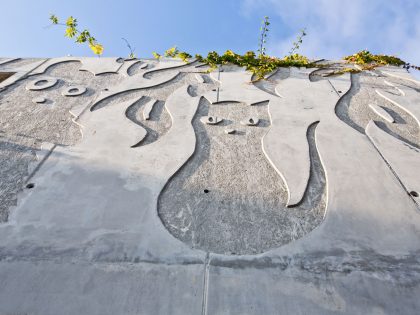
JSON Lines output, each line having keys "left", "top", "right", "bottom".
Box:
{"left": 0, "top": 56, "right": 419, "bottom": 314}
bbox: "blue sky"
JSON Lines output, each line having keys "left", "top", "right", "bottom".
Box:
{"left": 1, "top": 0, "right": 419, "bottom": 66}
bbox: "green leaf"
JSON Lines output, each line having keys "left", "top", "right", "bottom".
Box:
{"left": 49, "top": 14, "right": 58, "bottom": 24}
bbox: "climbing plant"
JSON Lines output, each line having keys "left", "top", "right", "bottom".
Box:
{"left": 152, "top": 46, "right": 192, "bottom": 62}
{"left": 49, "top": 14, "right": 104, "bottom": 56}
{"left": 121, "top": 38, "right": 136, "bottom": 59}
{"left": 343, "top": 50, "right": 404, "bottom": 67}
{"left": 257, "top": 16, "right": 270, "bottom": 56}
{"left": 343, "top": 50, "right": 419, "bottom": 70}
{"left": 47, "top": 15, "right": 419, "bottom": 79}
{"left": 193, "top": 50, "right": 312, "bottom": 80}
{"left": 154, "top": 20, "right": 313, "bottom": 80}
{"left": 152, "top": 17, "right": 419, "bottom": 80}
{"left": 288, "top": 28, "right": 307, "bottom": 56}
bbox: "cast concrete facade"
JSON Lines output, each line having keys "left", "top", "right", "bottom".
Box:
{"left": 0, "top": 56, "right": 419, "bottom": 314}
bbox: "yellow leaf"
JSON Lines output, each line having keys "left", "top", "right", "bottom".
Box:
{"left": 89, "top": 43, "right": 104, "bottom": 55}
{"left": 65, "top": 27, "right": 76, "bottom": 38}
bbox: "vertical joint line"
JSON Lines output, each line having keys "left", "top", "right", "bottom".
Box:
{"left": 201, "top": 252, "right": 210, "bottom": 315}
{"left": 25, "top": 144, "right": 57, "bottom": 184}
{"left": 366, "top": 136, "right": 420, "bottom": 210}
{"left": 327, "top": 79, "right": 341, "bottom": 97}
{"left": 216, "top": 67, "right": 221, "bottom": 102}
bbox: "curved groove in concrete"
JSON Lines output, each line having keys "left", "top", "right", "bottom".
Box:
{"left": 265, "top": 73, "right": 351, "bottom": 209}
{"left": 0, "top": 59, "right": 48, "bottom": 91}
{"left": 262, "top": 100, "right": 311, "bottom": 206}
{"left": 79, "top": 58, "right": 123, "bottom": 76}
{"left": 0, "top": 58, "right": 20, "bottom": 66}
{"left": 89, "top": 96, "right": 147, "bottom": 148}
{"left": 205, "top": 68, "right": 272, "bottom": 105}
{"left": 62, "top": 85, "right": 87, "bottom": 97}
{"left": 332, "top": 72, "right": 365, "bottom": 134}
{"left": 194, "top": 73, "right": 205, "bottom": 83}
{"left": 28, "top": 57, "right": 82, "bottom": 76}
{"left": 262, "top": 115, "right": 315, "bottom": 208}
{"left": 330, "top": 73, "right": 419, "bottom": 148}
{"left": 369, "top": 104, "right": 394, "bottom": 123}
{"left": 126, "top": 61, "right": 150, "bottom": 76}
{"left": 366, "top": 120, "right": 420, "bottom": 208}
{"left": 142, "top": 98, "right": 158, "bottom": 120}
{"left": 372, "top": 121, "right": 419, "bottom": 149}
{"left": 376, "top": 83, "right": 420, "bottom": 128}
{"left": 253, "top": 68, "right": 290, "bottom": 97}
{"left": 26, "top": 77, "right": 59, "bottom": 91}
{"left": 308, "top": 67, "right": 345, "bottom": 82}
{"left": 118, "top": 59, "right": 146, "bottom": 76}
{"left": 308, "top": 68, "right": 323, "bottom": 82}
{"left": 89, "top": 72, "right": 180, "bottom": 112}
{"left": 143, "top": 60, "right": 198, "bottom": 79}
{"left": 379, "top": 68, "right": 420, "bottom": 85}
{"left": 126, "top": 98, "right": 172, "bottom": 147}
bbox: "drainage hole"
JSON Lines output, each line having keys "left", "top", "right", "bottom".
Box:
{"left": 26, "top": 183, "right": 35, "bottom": 189}
{"left": 338, "top": 90, "right": 342, "bottom": 93}
{"left": 204, "top": 189, "right": 209, "bottom": 193}
{"left": 410, "top": 191, "right": 419, "bottom": 197}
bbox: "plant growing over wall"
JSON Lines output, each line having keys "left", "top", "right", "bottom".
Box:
{"left": 191, "top": 20, "right": 312, "bottom": 80}
{"left": 343, "top": 50, "right": 420, "bottom": 72}
{"left": 49, "top": 14, "right": 104, "bottom": 56}
{"left": 154, "top": 17, "right": 418, "bottom": 80}
{"left": 152, "top": 46, "right": 192, "bottom": 62}
{"left": 194, "top": 50, "right": 312, "bottom": 80}
{"left": 343, "top": 50, "right": 405, "bottom": 67}
{"left": 47, "top": 15, "right": 419, "bottom": 80}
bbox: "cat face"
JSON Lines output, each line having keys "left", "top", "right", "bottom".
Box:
{"left": 198, "top": 99, "right": 270, "bottom": 137}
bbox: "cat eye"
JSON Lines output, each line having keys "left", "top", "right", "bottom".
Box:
{"left": 200, "top": 115, "right": 223, "bottom": 125}
{"left": 241, "top": 117, "right": 259, "bottom": 126}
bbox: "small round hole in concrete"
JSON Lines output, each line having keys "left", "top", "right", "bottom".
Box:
{"left": 249, "top": 118, "right": 254, "bottom": 124}
{"left": 26, "top": 183, "right": 35, "bottom": 189}
{"left": 204, "top": 189, "right": 209, "bottom": 193}
{"left": 69, "top": 88, "right": 79, "bottom": 93}
{"left": 208, "top": 117, "right": 214, "bottom": 122}
{"left": 338, "top": 90, "right": 342, "bottom": 93}
{"left": 212, "top": 89, "right": 217, "bottom": 91}
{"left": 410, "top": 191, "right": 419, "bottom": 197}
{"left": 103, "top": 88, "right": 109, "bottom": 91}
